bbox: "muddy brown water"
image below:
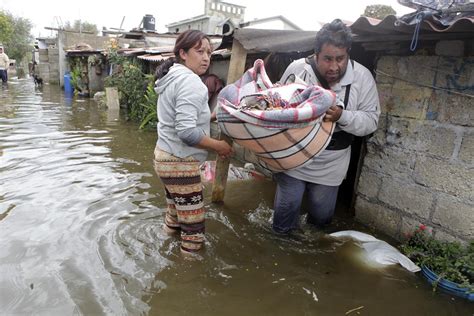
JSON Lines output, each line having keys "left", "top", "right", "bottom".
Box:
{"left": 1, "top": 79, "right": 472, "bottom": 315}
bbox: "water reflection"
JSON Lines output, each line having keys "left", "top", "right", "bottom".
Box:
{"left": 0, "top": 79, "right": 472, "bottom": 315}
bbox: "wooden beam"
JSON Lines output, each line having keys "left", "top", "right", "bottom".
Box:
{"left": 44, "top": 26, "right": 95, "bottom": 34}
{"left": 211, "top": 39, "right": 247, "bottom": 203}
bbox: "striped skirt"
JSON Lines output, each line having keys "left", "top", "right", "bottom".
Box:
{"left": 153, "top": 147, "right": 205, "bottom": 252}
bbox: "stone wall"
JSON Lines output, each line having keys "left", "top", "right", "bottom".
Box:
{"left": 355, "top": 41, "right": 473, "bottom": 243}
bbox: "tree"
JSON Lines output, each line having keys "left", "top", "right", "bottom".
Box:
{"left": 0, "top": 12, "right": 14, "bottom": 44}
{"left": 363, "top": 4, "right": 396, "bottom": 20}
{"left": 0, "top": 10, "right": 33, "bottom": 62}
{"left": 64, "top": 20, "right": 99, "bottom": 35}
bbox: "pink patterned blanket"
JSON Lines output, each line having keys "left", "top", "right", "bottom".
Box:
{"left": 217, "top": 59, "right": 336, "bottom": 172}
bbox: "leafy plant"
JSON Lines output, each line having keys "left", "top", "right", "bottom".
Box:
{"left": 70, "top": 64, "right": 82, "bottom": 93}
{"left": 400, "top": 225, "right": 474, "bottom": 292}
{"left": 88, "top": 54, "right": 103, "bottom": 67}
{"left": 68, "top": 57, "right": 87, "bottom": 95}
{"left": 104, "top": 42, "right": 151, "bottom": 122}
{"left": 88, "top": 54, "right": 105, "bottom": 75}
{"left": 139, "top": 77, "right": 158, "bottom": 130}
{"left": 104, "top": 40, "right": 158, "bottom": 127}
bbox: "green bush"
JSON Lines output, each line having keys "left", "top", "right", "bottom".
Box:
{"left": 104, "top": 43, "right": 159, "bottom": 129}
{"left": 400, "top": 225, "right": 474, "bottom": 291}
{"left": 139, "top": 79, "right": 158, "bottom": 130}
{"left": 69, "top": 56, "right": 87, "bottom": 95}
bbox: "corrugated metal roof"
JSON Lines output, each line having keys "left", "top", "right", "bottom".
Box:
{"left": 350, "top": 14, "right": 474, "bottom": 34}
{"left": 145, "top": 46, "right": 174, "bottom": 54}
{"left": 65, "top": 50, "right": 103, "bottom": 55}
{"left": 212, "top": 48, "right": 232, "bottom": 59}
{"left": 231, "top": 15, "right": 473, "bottom": 54}
{"left": 137, "top": 53, "right": 174, "bottom": 62}
{"left": 133, "top": 47, "right": 231, "bottom": 63}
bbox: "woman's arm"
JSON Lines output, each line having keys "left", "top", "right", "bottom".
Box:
{"left": 195, "top": 136, "right": 233, "bottom": 159}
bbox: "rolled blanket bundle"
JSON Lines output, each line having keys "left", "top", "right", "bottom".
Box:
{"left": 217, "top": 59, "right": 336, "bottom": 172}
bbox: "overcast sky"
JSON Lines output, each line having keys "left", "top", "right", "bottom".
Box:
{"left": 1, "top": 0, "right": 414, "bottom": 37}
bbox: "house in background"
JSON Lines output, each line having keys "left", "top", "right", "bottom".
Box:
{"left": 240, "top": 15, "right": 302, "bottom": 31}
{"left": 166, "top": 0, "right": 245, "bottom": 34}
{"left": 166, "top": 0, "right": 303, "bottom": 34}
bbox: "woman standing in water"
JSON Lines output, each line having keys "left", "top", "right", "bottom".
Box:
{"left": 153, "top": 30, "right": 233, "bottom": 255}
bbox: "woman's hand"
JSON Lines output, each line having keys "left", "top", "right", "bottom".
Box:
{"left": 196, "top": 136, "right": 234, "bottom": 159}
{"left": 214, "top": 140, "right": 233, "bottom": 159}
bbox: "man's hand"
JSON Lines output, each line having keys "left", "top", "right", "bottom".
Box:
{"left": 323, "top": 105, "right": 343, "bottom": 122}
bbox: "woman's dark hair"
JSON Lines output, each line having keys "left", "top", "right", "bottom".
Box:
{"left": 314, "top": 19, "right": 352, "bottom": 54}
{"left": 155, "top": 29, "right": 211, "bottom": 79}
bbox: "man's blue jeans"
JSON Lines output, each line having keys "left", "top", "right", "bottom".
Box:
{"left": 0, "top": 69, "right": 7, "bottom": 83}
{"left": 272, "top": 172, "right": 339, "bottom": 234}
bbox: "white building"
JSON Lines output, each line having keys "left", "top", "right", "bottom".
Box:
{"left": 240, "top": 15, "right": 302, "bottom": 31}
{"left": 166, "top": 0, "right": 245, "bottom": 34}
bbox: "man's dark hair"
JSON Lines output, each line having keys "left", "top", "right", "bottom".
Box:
{"left": 314, "top": 19, "right": 353, "bottom": 54}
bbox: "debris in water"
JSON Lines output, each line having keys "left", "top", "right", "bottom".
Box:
{"left": 218, "top": 272, "right": 232, "bottom": 279}
{"left": 272, "top": 278, "right": 285, "bottom": 284}
{"left": 302, "top": 287, "right": 319, "bottom": 302}
{"left": 345, "top": 306, "right": 364, "bottom": 315}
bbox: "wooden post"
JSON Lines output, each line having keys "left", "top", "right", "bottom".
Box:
{"left": 106, "top": 87, "right": 120, "bottom": 110}
{"left": 211, "top": 39, "right": 247, "bottom": 203}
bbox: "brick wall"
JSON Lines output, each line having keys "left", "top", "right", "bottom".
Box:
{"left": 355, "top": 42, "right": 473, "bottom": 243}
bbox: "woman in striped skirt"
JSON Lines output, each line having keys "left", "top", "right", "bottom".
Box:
{"left": 153, "top": 30, "right": 233, "bottom": 255}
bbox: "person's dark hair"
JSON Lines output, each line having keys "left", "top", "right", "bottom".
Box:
{"left": 314, "top": 19, "right": 352, "bottom": 54}
{"left": 155, "top": 29, "right": 211, "bottom": 79}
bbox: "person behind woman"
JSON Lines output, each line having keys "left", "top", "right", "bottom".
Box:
{"left": 0, "top": 46, "right": 9, "bottom": 84}
{"left": 153, "top": 30, "right": 233, "bottom": 255}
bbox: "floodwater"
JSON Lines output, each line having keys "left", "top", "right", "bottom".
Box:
{"left": 1, "top": 79, "right": 472, "bottom": 316}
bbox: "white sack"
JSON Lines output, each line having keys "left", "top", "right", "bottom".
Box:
{"left": 330, "top": 230, "right": 420, "bottom": 273}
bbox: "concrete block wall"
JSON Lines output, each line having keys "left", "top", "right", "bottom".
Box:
{"left": 355, "top": 44, "right": 473, "bottom": 243}
{"left": 36, "top": 44, "right": 60, "bottom": 84}
{"left": 48, "top": 48, "right": 60, "bottom": 84}
{"left": 37, "top": 49, "right": 50, "bottom": 83}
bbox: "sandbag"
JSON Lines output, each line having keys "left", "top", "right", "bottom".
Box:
{"left": 330, "top": 230, "right": 421, "bottom": 273}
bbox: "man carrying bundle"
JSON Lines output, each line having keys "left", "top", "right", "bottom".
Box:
{"left": 272, "top": 19, "right": 381, "bottom": 234}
